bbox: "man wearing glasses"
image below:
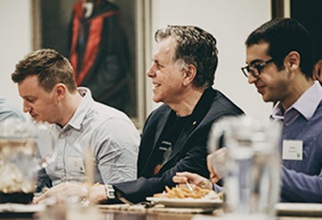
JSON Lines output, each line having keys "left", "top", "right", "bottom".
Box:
{"left": 241, "top": 18, "right": 322, "bottom": 202}
{"left": 174, "top": 18, "right": 322, "bottom": 203}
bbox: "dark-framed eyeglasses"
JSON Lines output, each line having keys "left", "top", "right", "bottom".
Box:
{"left": 241, "top": 59, "right": 274, "bottom": 78}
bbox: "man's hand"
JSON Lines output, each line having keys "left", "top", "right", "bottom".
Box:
{"left": 33, "top": 182, "right": 107, "bottom": 204}
{"left": 207, "top": 147, "right": 227, "bottom": 184}
{"left": 172, "top": 172, "right": 212, "bottom": 190}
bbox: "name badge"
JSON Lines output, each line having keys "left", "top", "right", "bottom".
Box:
{"left": 66, "top": 157, "right": 85, "bottom": 173}
{"left": 282, "top": 140, "right": 303, "bottom": 160}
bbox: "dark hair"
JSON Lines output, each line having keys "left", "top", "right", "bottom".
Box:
{"left": 155, "top": 25, "right": 218, "bottom": 88}
{"left": 12, "top": 49, "right": 77, "bottom": 93}
{"left": 245, "top": 18, "right": 314, "bottom": 78}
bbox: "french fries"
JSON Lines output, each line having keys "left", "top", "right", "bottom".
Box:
{"left": 163, "top": 185, "right": 212, "bottom": 199}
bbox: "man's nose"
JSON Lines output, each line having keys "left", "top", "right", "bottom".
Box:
{"left": 146, "top": 64, "right": 156, "bottom": 78}
{"left": 248, "top": 74, "right": 258, "bottom": 84}
{"left": 23, "top": 101, "right": 31, "bottom": 113}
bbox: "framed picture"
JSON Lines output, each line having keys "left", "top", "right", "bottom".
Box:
{"left": 31, "top": 0, "right": 151, "bottom": 129}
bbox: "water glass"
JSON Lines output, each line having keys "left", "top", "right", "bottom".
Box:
{"left": 208, "top": 116, "right": 282, "bottom": 219}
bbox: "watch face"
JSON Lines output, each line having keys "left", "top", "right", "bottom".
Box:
{"left": 108, "top": 191, "right": 115, "bottom": 197}
{"left": 105, "top": 184, "right": 115, "bottom": 199}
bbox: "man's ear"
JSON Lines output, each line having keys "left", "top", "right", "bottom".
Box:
{"left": 183, "top": 64, "right": 197, "bottom": 86}
{"left": 54, "top": 83, "right": 67, "bottom": 101}
{"left": 313, "top": 59, "right": 322, "bottom": 84}
{"left": 285, "top": 51, "right": 300, "bottom": 71}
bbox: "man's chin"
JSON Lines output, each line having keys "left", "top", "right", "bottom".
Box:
{"left": 152, "top": 96, "right": 161, "bottom": 103}
{"left": 31, "top": 118, "right": 41, "bottom": 123}
{"left": 31, "top": 117, "right": 43, "bottom": 123}
{"left": 261, "top": 95, "right": 273, "bottom": 103}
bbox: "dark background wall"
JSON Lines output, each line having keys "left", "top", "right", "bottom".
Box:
{"left": 291, "top": 0, "right": 322, "bottom": 63}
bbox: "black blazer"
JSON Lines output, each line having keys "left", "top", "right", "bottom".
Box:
{"left": 113, "top": 88, "right": 244, "bottom": 203}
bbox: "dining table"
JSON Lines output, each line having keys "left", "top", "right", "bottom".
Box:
{"left": 1, "top": 202, "right": 322, "bottom": 220}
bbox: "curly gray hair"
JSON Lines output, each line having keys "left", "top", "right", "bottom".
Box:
{"left": 155, "top": 25, "right": 218, "bottom": 88}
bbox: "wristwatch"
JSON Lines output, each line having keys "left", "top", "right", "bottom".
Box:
{"left": 105, "top": 184, "right": 115, "bottom": 200}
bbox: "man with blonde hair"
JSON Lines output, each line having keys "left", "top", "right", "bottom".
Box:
{"left": 12, "top": 49, "right": 140, "bottom": 192}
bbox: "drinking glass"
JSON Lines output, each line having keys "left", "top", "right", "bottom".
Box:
{"left": 208, "top": 116, "right": 282, "bottom": 219}
{"left": 0, "top": 118, "right": 56, "bottom": 204}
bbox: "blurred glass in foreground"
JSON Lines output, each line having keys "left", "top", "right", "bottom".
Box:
{"left": 0, "top": 118, "right": 56, "bottom": 204}
{"left": 208, "top": 116, "right": 282, "bottom": 220}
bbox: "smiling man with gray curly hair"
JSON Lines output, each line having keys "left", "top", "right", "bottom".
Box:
{"left": 33, "top": 26, "right": 244, "bottom": 204}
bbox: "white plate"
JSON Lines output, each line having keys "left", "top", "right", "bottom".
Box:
{"left": 276, "top": 203, "right": 322, "bottom": 216}
{"left": 0, "top": 203, "right": 45, "bottom": 213}
{"left": 146, "top": 197, "right": 222, "bottom": 209}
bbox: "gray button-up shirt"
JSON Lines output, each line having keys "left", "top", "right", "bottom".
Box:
{"left": 0, "top": 97, "right": 25, "bottom": 121}
{"left": 38, "top": 87, "right": 140, "bottom": 186}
